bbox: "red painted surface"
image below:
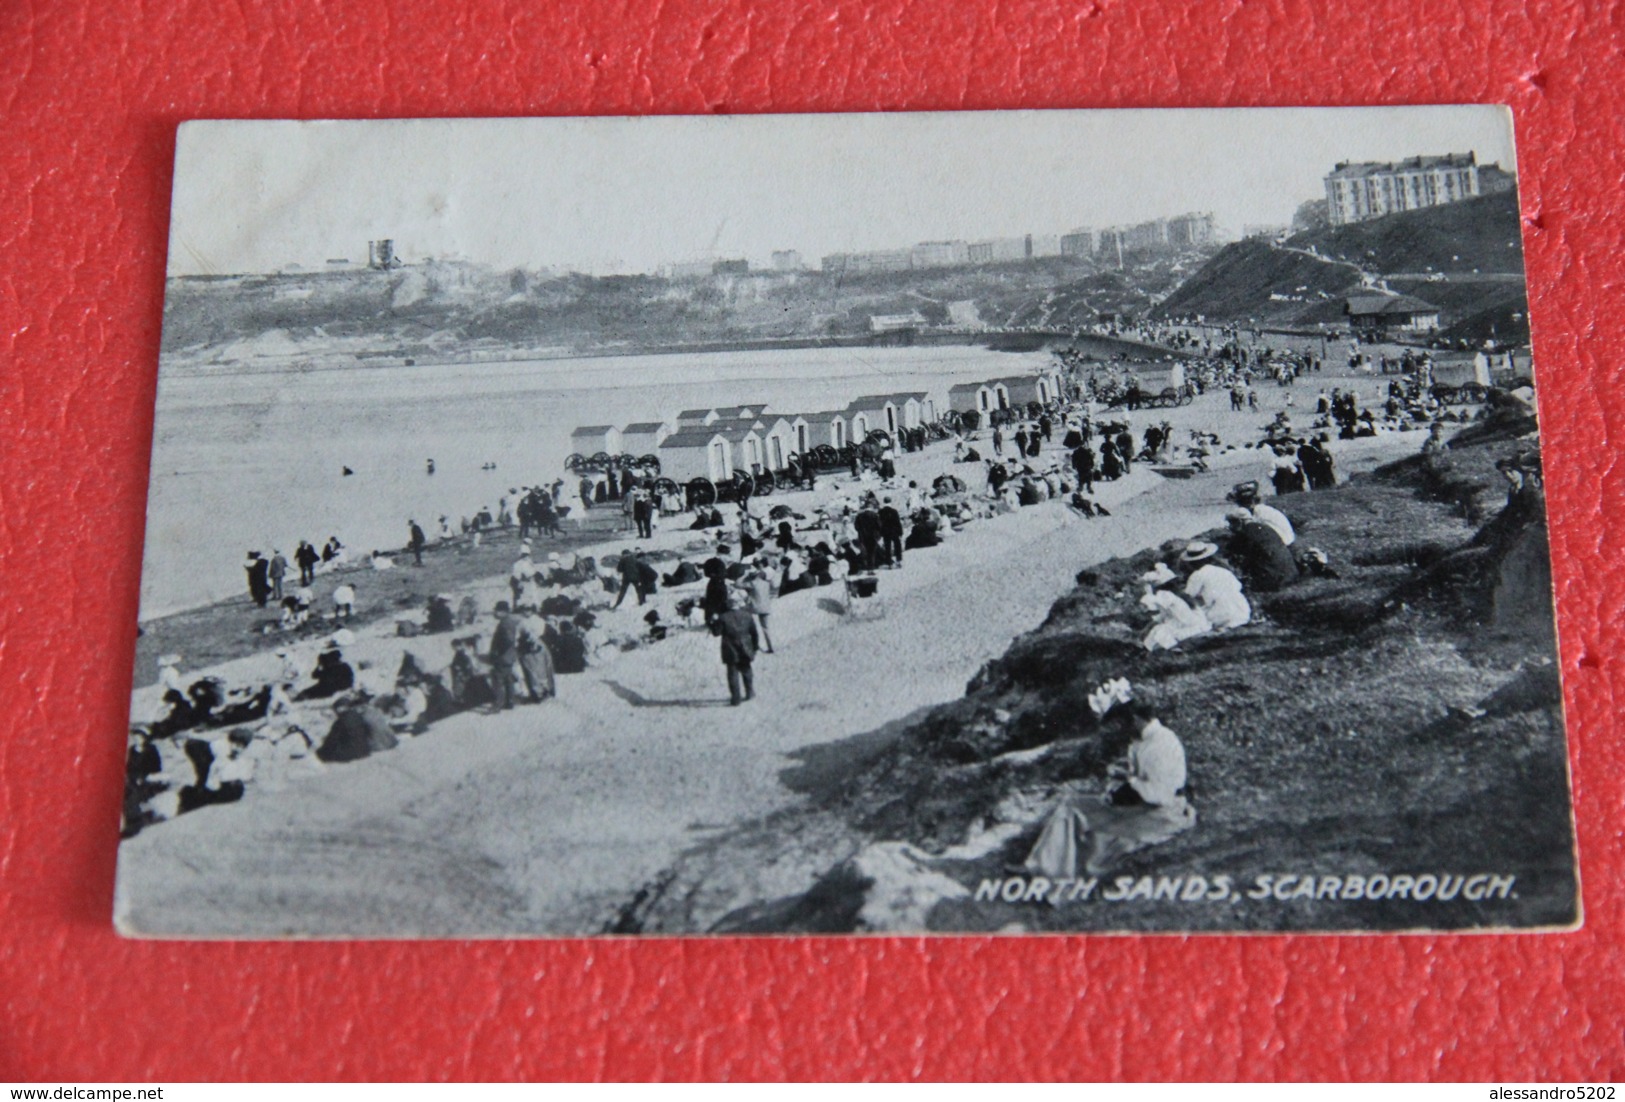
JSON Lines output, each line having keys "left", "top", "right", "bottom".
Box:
{"left": 2, "top": 0, "right": 1622, "bottom": 1081}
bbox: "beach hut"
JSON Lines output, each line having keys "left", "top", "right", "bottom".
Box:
{"left": 715, "top": 421, "right": 767, "bottom": 474}
{"left": 570, "top": 424, "right": 623, "bottom": 457}
{"left": 675, "top": 407, "right": 721, "bottom": 430}
{"left": 881, "top": 390, "right": 931, "bottom": 429}
{"left": 846, "top": 395, "right": 900, "bottom": 440}
{"left": 715, "top": 403, "right": 770, "bottom": 422}
{"left": 895, "top": 392, "right": 926, "bottom": 430}
{"left": 760, "top": 417, "right": 798, "bottom": 472}
{"left": 991, "top": 373, "right": 1060, "bottom": 408}
{"left": 794, "top": 411, "right": 851, "bottom": 452}
{"left": 619, "top": 420, "right": 672, "bottom": 455}
{"left": 949, "top": 381, "right": 997, "bottom": 416}
{"left": 659, "top": 430, "right": 733, "bottom": 483}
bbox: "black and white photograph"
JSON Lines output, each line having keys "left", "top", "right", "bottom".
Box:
{"left": 115, "top": 107, "right": 1575, "bottom": 937}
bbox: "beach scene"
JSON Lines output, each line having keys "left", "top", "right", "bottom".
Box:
{"left": 116, "top": 109, "right": 1574, "bottom": 936}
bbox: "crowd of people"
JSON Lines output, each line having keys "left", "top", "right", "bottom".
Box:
{"left": 158, "top": 330, "right": 1510, "bottom": 860}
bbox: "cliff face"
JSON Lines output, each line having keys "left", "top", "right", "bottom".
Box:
{"left": 160, "top": 257, "right": 1163, "bottom": 361}
{"left": 618, "top": 402, "right": 1574, "bottom": 935}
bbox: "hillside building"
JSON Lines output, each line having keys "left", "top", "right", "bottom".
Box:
{"left": 1324, "top": 153, "right": 1493, "bottom": 227}
{"left": 1344, "top": 292, "right": 1442, "bottom": 337}
{"left": 869, "top": 312, "right": 926, "bottom": 335}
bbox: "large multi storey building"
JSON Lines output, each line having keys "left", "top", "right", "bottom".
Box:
{"left": 1323, "top": 153, "right": 1492, "bottom": 227}
{"left": 968, "top": 236, "right": 1033, "bottom": 264}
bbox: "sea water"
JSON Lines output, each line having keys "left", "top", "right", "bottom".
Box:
{"left": 139, "top": 344, "right": 1059, "bottom": 617}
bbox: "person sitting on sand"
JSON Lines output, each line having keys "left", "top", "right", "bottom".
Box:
{"left": 295, "top": 631, "right": 356, "bottom": 700}
{"left": 546, "top": 619, "right": 589, "bottom": 675}
{"left": 1178, "top": 542, "right": 1250, "bottom": 630}
{"left": 806, "top": 543, "right": 835, "bottom": 586}
{"left": 317, "top": 698, "right": 399, "bottom": 764}
{"left": 425, "top": 594, "right": 456, "bottom": 634}
{"left": 447, "top": 637, "right": 494, "bottom": 709}
{"left": 778, "top": 551, "right": 813, "bottom": 597}
{"left": 279, "top": 591, "right": 310, "bottom": 630}
{"left": 904, "top": 510, "right": 942, "bottom": 550}
{"left": 1024, "top": 698, "right": 1195, "bottom": 877}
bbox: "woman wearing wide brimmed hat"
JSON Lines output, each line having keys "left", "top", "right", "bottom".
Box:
{"left": 1177, "top": 541, "right": 1250, "bottom": 630}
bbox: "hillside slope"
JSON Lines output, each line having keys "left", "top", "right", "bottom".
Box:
{"left": 159, "top": 258, "right": 1148, "bottom": 362}
{"left": 1156, "top": 191, "right": 1527, "bottom": 336}
{"left": 617, "top": 400, "right": 1573, "bottom": 934}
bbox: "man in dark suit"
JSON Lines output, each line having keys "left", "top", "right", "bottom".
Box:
{"left": 853, "top": 503, "right": 882, "bottom": 571}
{"left": 1071, "top": 441, "right": 1096, "bottom": 493}
{"left": 877, "top": 497, "right": 905, "bottom": 568}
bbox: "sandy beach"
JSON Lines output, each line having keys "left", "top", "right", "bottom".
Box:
{"left": 116, "top": 420, "right": 1415, "bottom": 937}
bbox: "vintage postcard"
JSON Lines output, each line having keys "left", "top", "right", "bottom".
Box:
{"left": 116, "top": 108, "right": 1575, "bottom": 937}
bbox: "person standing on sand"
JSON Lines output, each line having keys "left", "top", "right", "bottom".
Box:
{"left": 611, "top": 548, "right": 645, "bottom": 610}
{"left": 992, "top": 426, "right": 1004, "bottom": 457}
{"left": 745, "top": 565, "right": 775, "bottom": 654}
{"left": 878, "top": 497, "right": 904, "bottom": 568}
{"left": 267, "top": 550, "right": 288, "bottom": 602}
{"left": 244, "top": 551, "right": 270, "bottom": 608}
{"left": 485, "top": 601, "right": 523, "bottom": 711}
{"left": 1071, "top": 440, "right": 1096, "bottom": 493}
{"left": 715, "top": 593, "right": 760, "bottom": 706}
{"left": 1115, "top": 428, "right": 1135, "bottom": 472}
{"left": 701, "top": 553, "right": 731, "bottom": 627}
{"left": 408, "top": 520, "right": 427, "bottom": 567}
{"left": 296, "top": 540, "right": 320, "bottom": 586}
{"left": 854, "top": 499, "right": 882, "bottom": 571}
{"left": 516, "top": 612, "right": 556, "bottom": 702}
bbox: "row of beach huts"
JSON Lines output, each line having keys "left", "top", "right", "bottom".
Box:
{"left": 569, "top": 369, "right": 1066, "bottom": 483}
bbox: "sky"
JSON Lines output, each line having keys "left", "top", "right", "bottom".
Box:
{"left": 167, "top": 106, "right": 1517, "bottom": 277}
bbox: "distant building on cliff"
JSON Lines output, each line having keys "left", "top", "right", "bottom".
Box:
{"left": 367, "top": 239, "right": 401, "bottom": 269}
{"left": 968, "top": 236, "right": 1032, "bottom": 264}
{"left": 1060, "top": 228, "right": 1097, "bottom": 257}
{"left": 910, "top": 241, "right": 970, "bottom": 269}
{"left": 1324, "top": 153, "right": 1502, "bottom": 227}
{"left": 1166, "top": 212, "right": 1218, "bottom": 248}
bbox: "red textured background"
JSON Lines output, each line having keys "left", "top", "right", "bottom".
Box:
{"left": 2, "top": 0, "right": 1622, "bottom": 1081}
